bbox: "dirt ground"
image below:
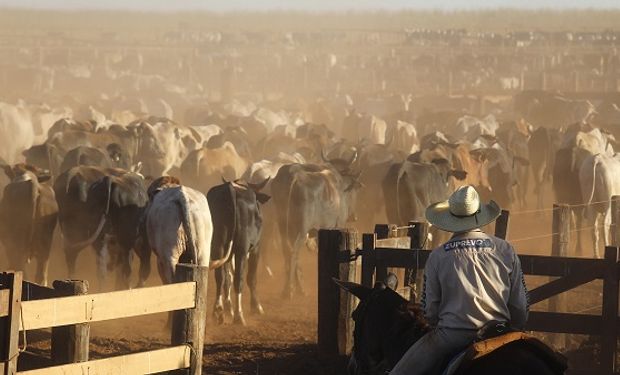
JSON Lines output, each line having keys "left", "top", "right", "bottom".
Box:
{"left": 7, "top": 183, "right": 603, "bottom": 374}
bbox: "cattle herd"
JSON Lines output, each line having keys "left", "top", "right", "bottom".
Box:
{"left": 2, "top": 12, "right": 620, "bottom": 337}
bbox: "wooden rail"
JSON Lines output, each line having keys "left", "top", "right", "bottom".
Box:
{"left": 17, "top": 345, "right": 191, "bottom": 375}
{"left": 0, "top": 263, "right": 208, "bottom": 375}
{"left": 19, "top": 282, "right": 196, "bottom": 330}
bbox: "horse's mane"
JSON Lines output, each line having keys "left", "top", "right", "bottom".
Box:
{"left": 395, "top": 301, "right": 431, "bottom": 337}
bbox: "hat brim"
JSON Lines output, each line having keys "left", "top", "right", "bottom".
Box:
{"left": 425, "top": 200, "right": 501, "bottom": 233}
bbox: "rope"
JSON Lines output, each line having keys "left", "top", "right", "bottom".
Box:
{"left": 8, "top": 304, "right": 28, "bottom": 362}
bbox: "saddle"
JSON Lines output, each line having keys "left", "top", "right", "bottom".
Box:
{"left": 443, "top": 322, "right": 568, "bottom": 375}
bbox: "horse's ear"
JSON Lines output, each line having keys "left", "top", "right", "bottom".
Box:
{"left": 333, "top": 278, "right": 372, "bottom": 301}
{"left": 384, "top": 272, "right": 398, "bottom": 291}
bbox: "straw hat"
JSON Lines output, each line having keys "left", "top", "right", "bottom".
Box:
{"left": 425, "top": 185, "right": 501, "bottom": 233}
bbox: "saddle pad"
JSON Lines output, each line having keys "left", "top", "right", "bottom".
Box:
{"left": 448, "top": 332, "right": 568, "bottom": 375}
{"left": 471, "top": 331, "right": 530, "bottom": 360}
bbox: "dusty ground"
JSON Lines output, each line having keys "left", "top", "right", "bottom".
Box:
{"left": 8, "top": 184, "right": 602, "bottom": 374}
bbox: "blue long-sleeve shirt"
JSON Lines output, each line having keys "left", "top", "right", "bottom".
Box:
{"left": 421, "top": 230, "right": 529, "bottom": 330}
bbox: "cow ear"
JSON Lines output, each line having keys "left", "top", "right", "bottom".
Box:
{"left": 333, "top": 278, "right": 372, "bottom": 301}
{"left": 132, "top": 162, "right": 143, "bottom": 174}
{"left": 255, "top": 192, "right": 271, "bottom": 204}
{"left": 449, "top": 170, "right": 468, "bottom": 180}
{"left": 37, "top": 174, "right": 51, "bottom": 183}
{"left": 385, "top": 272, "right": 398, "bottom": 290}
{"left": 430, "top": 158, "right": 450, "bottom": 167}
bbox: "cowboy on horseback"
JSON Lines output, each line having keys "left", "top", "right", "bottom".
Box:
{"left": 390, "top": 185, "right": 529, "bottom": 375}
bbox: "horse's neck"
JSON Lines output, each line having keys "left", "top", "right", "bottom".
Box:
{"left": 383, "top": 314, "right": 429, "bottom": 369}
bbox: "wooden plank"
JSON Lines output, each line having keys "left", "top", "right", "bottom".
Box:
{"left": 518, "top": 254, "right": 605, "bottom": 277}
{"left": 361, "top": 234, "right": 376, "bottom": 288}
{"left": 374, "top": 248, "right": 432, "bottom": 269}
{"left": 17, "top": 345, "right": 191, "bottom": 375}
{"left": 20, "top": 282, "right": 196, "bottom": 330}
{"left": 51, "top": 280, "right": 89, "bottom": 365}
{"left": 494, "top": 210, "right": 510, "bottom": 240}
{"left": 0, "top": 271, "right": 22, "bottom": 375}
{"left": 376, "top": 237, "right": 410, "bottom": 249}
{"left": 21, "top": 281, "right": 56, "bottom": 302}
{"left": 171, "top": 265, "right": 209, "bottom": 375}
{"left": 368, "top": 247, "right": 606, "bottom": 278}
{"left": 526, "top": 312, "right": 602, "bottom": 335}
{"left": 528, "top": 264, "right": 600, "bottom": 305}
{"left": 600, "top": 246, "right": 619, "bottom": 375}
{"left": 549, "top": 204, "right": 570, "bottom": 349}
{"left": 0, "top": 289, "right": 9, "bottom": 318}
{"left": 317, "top": 229, "right": 357, "bottom": 359}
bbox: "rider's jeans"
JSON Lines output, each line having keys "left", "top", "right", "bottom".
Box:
{"left": 389, "top": 327, "right": 478, "bottom": 375}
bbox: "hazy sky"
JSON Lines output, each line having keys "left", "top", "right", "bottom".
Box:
{"left": 1, "top": 0, "right": 620, "bottom": 11}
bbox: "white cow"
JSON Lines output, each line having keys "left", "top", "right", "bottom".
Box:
{"left": 242, "top": 152, "right": 305, "bottom": 185}
{"left": 394, "top": 120, "right": 420, "bottom": 154}
{"left": 145, "top": 184, "right": 228, "bottom": 284}
{"left": 579, "top": 153, "right": 620, "bottom": 258}
{"left": 30, "top": 104, "right": 73, "bottom": 144}
{"left": 0, "top": 102, "right": 34, "bottom": 164}
{"left": 454, "top": 114, "right": 499, "bottom": 143}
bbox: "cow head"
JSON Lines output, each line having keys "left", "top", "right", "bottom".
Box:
{"left": 132, "top": 121, "right": 166, "bottom": 159}
{"left": 147, "top": 175, "right": 181, "bottom": 200}
{"left": 247, "top": 177, "right": 272, "bottom": 204}
{"left": 430, "top": 158, "right": 467, "bottom": 184}
{"left": 321, "top": 148, "right": 358, "bottom": 175}
{"left": 106, "top": 143, "right": 123, "bottom": 163}
{"left": 3, "top": 163, "right": 51, "bottom": 183}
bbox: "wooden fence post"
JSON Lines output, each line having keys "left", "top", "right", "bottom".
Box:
{"left": 601, "top": 246, "right": 619, "bottom": 375}
{"left": 51, "top": 280, "right": 89, "bottom": 365}
{"left": 361, "top": 233, "right": 376, "bottom": 288}
{"left": 0, "top": 271, "right": 22, "bottom": 375}
{"left": 172, "top": 264, "right": 209, "bottom": 375}
{"left": 407, "top": 221, "right": 428, "bottom": 301}
{"left": 495, "top": 210, "right": 510, "bottom": 240}
{"left": 610, "top": 196, "right": 620, "bottom": 247}
{"left": 550, "top": 204, "right": 570, "bottom": 350}
{"left": 318, "top": 228, "right": 358, "bottom": 359}
{"left": 374, "top": 224, "right": 390, "bottom": 240}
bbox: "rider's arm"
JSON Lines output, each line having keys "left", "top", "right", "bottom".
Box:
{"left": 507, "top": 248, "right": 529, "bottom": 330}
{"left": 421, "top": 252, "right": 440, "bottom": 326}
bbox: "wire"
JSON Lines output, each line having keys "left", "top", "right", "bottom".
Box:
{"left": 509, "top": 223, "right": 607, "bottom": 243}
{"left": 510, "top": 206, "right": 559, "bottom": 216}
{"left": 510, "top": 232, "right": 560, "bottom": 243}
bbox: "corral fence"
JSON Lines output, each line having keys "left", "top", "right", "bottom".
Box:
{"left": 318, "top": 198, "right": 620, "bottom": 375}
{"left": 0, "top": 263, "right": 208, "bottom": 375}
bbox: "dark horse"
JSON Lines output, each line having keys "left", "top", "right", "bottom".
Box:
{"left": 334, "top": 278, "right": 567, "bottom": 375}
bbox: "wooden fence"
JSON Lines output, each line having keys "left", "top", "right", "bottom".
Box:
{"left": 318, "top": 207, "right": 620, "bottom": 375}
{"left": 0, "top": 263, "right": 208, "bottom": 375}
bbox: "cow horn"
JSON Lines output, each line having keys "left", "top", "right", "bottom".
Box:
{"left": 320, "top": 148, "right": 330, "bottom": 163}
{"left": 248, "top": 177, "right": 270, "bottom": 192}
{"left": 347, "top": 149, "right": 358, "bottom": 166}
